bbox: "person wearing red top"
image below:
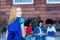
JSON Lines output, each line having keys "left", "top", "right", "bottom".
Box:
{"left": 26, "top": 26, "right": 32, "bottom": 35}
{"left": 24, "top": 19, "right": 33, "bottom": 40}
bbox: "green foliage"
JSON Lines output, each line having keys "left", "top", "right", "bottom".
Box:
{"left": 0, "top": 19, "right": 7, "bottom": 26}
{"left": 2, "top": 27, "right": 7, "bottom": 33}
{"left": 28, "top": 17, "right": 42, "bottom": 28}
{"left": 0, "top": 19, "right": 7, "bottom": 33}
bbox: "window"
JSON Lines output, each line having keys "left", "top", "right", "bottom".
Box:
{"left": 13, "top": 0, "right": 34, "bottom": 5}
{"left": 47, "top": 0, "right": 60, "bottom": 4}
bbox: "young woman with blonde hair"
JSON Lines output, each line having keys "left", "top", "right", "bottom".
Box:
{"left": 6, "top": 6, "right": 26, "bottom": 40}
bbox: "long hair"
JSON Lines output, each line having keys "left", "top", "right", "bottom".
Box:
{"left": 8, "top": 6, "right": 22, "bottom": 24}
{"left": 37, "top": 20, "right": 43, "bottom": 27}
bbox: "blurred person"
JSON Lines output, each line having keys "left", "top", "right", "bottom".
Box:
{"left": 25, "top": 19, "right": 33, "bottom": 40}
{"left": 34, "top": 20, "right": 46, "bottom": 40}
{"left": 45, "top": 19, "right": 56, "bottom": 40}
{"left": 6, "top": 6, "right": 26, "bottom": 40}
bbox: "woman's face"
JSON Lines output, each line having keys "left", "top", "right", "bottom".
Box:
{"left": 16, "top": 7, "right": 22, "bottom": 17}
{"left": 39, "top": 22, "right": 43, "bottom": 27}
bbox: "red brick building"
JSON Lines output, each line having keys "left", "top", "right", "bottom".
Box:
{"left": 0, "top": 0, "right": 60, "bottom": 25}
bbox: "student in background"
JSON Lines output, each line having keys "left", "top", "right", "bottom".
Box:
{"left": 45, "top": 19, "right": 56, "bottom": 40}
{"left": 6, "top": 6, "right": 26, "bottom": 40}
{"left": 34, "top": 20, "right": 46, "bottom": 40}
{"left": 25, "top": 19, "right": 33, "bottom": 40}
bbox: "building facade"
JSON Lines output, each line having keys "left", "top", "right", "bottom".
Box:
{"left": 0, "top": 0, "right": 60, "bottom": 25}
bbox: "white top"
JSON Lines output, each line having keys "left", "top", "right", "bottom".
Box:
{"left": 47, "top": 26, "right": 56, "bottom": 33}
{"left": 45, "top": 26, "right": 56, "bottom": 40}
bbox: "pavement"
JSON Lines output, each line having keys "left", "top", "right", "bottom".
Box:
{"left": 0, "top": 32, "right": 60, "bottom": 40}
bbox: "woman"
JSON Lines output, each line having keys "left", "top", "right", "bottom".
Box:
{"left": 45, "top": 19, "right": 56, "bottom": 40}
{"left": 6, "top": 6, "right": 26, "bottom": 40}
{"left": 34, "top": 20, "right": 46, "bottom": 40}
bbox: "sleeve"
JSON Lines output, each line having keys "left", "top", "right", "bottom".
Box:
{"left": 52, "top": 26, "right": 56, "bottom": 32}
{"left": 34, "top": 27, "right": 40, "bottom": 34}
{"left": 19, "top": 18, "right": 25, "bottom": 24}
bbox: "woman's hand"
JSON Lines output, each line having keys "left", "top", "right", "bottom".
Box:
{"left": 40, "top": 33, "right": 46, "bottom": 36}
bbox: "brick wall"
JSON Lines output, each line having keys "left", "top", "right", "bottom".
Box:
{"left": 0, "top": 0, "right": 12, "bottom": 21}
{"left": 0, "top": 0, "right": 60, "bottom": 24}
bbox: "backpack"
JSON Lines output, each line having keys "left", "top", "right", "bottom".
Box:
{"left": 7, "top": 17, "right": 25, "bottom": 40}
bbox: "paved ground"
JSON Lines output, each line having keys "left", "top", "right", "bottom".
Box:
{"left": 0, "top": 32, "right": 60, "bottom": 40}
